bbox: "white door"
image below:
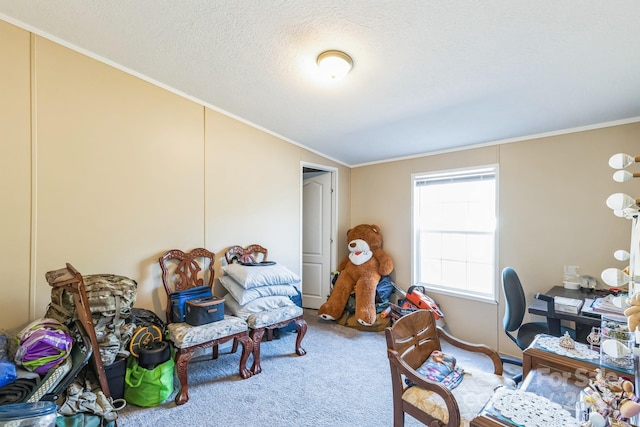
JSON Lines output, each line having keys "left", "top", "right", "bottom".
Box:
{"left": 302, "top": 171, "right": 332, "bottom": 309}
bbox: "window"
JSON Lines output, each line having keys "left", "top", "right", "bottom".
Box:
{"left": 412, "top": 166, "right": 498, "bottom": 301}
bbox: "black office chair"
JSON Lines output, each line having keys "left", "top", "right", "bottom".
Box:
{"left": 501, "top": 266, "right": 575, "bottom": 383}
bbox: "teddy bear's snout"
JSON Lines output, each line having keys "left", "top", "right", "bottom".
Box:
{"left": 348, "top": 239, "right": 370, "bottom": 253}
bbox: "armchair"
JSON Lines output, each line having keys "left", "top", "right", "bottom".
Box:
{"left": 385, "top": 310, "right": 515, "bottom": 427}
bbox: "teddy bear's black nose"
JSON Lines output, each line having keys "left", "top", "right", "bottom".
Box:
{"left": 349, "top": 242, "right": 356, "bottom": 248}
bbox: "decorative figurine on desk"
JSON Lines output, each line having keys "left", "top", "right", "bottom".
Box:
{"left": 560, "top": 331, "right": 576, "bottom": 349}
{"left": 588, "top": 327, "right": 602, "bottom": 349}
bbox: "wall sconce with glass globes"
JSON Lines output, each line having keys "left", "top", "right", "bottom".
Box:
{"left": 603, "top": 153, "right": 640, "bottom": 296}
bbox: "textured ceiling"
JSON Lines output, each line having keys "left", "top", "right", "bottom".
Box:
{"left": 1, "top": 1, "right": 639, "bottom": 166}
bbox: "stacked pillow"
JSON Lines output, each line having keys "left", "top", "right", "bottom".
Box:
{"left": 220, "top": 263, "right": 301, "bottom": 320}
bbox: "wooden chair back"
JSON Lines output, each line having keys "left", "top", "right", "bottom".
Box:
{"left": 385, "top": 309, "right": 457, "bottom": 426}
{"left": 159, "top": 248, "right": 215, "bottom": 323}
{"left": 385, "top": 309, "right": 440, "bottom": 374}
{"left": 225, "top": 244, "right": 268, "bottom": 264}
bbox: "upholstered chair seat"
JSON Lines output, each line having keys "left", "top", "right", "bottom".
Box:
{"left": 401, "top": 369, "right": 515, "bottom": 426}
{"left": 246, "top": 305, "right": 304, "bottom": 329}
{"left": 167, "top": 316, "right": 250, "bottom": 348}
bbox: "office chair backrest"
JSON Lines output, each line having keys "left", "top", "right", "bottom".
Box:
{"left": 502, "top": 267, "right": 526, "bottom": 334}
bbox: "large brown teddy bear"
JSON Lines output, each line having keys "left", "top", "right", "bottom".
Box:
{"left": 318, "top": 224, "right": 394, "bottom": 326}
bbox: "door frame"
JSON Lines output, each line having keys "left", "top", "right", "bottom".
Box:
{"left": 300, "top": 161, "right": 338, "bottom": 306}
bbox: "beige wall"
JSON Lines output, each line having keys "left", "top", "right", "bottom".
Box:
{"left": 351, "top": 124, "right": 640, "bottom": 355}
{"left": 0, "top": 21, "right": 31, "bottom": 330}
{"left": 0, "top": 20, "right": 350, "bottom": 331}
{"left": 3, "top": 18, "right": 639, "bottom": 359}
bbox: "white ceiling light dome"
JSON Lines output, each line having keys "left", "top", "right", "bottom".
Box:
{"left": 317, "top": 50, "right": 353, "bottom": 80}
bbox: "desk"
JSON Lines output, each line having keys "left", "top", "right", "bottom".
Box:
{"left": 527, "top": 286, "right": 607, "bottom": 341}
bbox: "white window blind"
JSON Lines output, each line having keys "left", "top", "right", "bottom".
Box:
{"left": 412, "top": 166, "right": 497, "bottom": 301}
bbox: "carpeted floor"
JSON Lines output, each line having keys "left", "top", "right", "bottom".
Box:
{"left": 116, "top": 309, "right": 521, "bottom": 427}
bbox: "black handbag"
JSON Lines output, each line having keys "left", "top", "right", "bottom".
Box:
{"left": 185, "top": 296, "right": 224, "bottom": 326}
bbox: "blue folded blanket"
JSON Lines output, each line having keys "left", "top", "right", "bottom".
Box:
{"left": 405, "top": 350, "right": 464, "bottom": 390}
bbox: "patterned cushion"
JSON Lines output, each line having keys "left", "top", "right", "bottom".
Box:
{"left": 167, "top": 316, "right": 248, "bottom": 349}
{"left": 402, "top": 369, "right": 515, "bottom": 427}
{"left": 247, "top": 305, "right": 303, "bottom": 329}
{"left": 406, "top": 351, "right": 464, "bottom": 390}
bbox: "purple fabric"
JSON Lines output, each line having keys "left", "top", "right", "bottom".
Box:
{"left": 15, "top": 319, "right": 73, "bottom": 375}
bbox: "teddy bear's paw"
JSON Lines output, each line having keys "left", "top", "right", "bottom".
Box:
{"left": 319, "top": 313, "right": 336, "bottom": 321}
{"left": 357, "top": 318, "right": 374, "bottom": 327}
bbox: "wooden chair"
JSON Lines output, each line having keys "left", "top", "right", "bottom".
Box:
{"left": 159, "top": 248, "right": 253, "bottom": 405}
{"left": 385, "top": 310, "right": 515, "bottom": 427}
{"left": 224, "top": 244, "right": 307, "bottom": 375}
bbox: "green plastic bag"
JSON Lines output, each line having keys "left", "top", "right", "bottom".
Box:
{"left": 124, "top": 356, "right": 174, "bottom": 407}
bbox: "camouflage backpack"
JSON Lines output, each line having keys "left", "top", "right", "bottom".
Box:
{"left": 47, "top": 274, "right": 137, "bottom": 321}
{"left": 46, "top": 274, "right": 137, "bottom": 366}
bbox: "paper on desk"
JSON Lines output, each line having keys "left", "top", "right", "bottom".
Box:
{"left": 589, "top": 295, "right": 627, "bottom": 317}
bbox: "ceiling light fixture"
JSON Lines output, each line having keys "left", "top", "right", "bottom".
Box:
{"left": 317, "top": 50, "right": 353, "bottom": 80}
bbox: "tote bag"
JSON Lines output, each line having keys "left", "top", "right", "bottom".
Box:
{"left": 124, "top": 356, "right": 174, "bottom": 407}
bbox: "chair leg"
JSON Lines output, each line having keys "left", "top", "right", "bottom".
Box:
{"left": 174, "top": 347, "right": 195, "bottom": 406}
{"left": 249, "top": 328, "right": 265, "bottom": 375}
{"left": 236, "top": 335, "right": 254, "bottom": 379}
{"left": 212, "top": 343, "right": 219, "bottom": 359}
{"left": 393, "top": 407, "right": 405, "bottom": 427}
{"left": 295, "top": 318, "right": 307, "bottom": 356}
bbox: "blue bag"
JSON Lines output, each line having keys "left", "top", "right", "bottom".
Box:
{"left": 169, "top": 286, "right": 212, "bottom": 322}
{"left": 0, "top": 361, "right": 16, "bottom": 388}
{"left": 375, "top": 276, "right": 395, "bottom": 303}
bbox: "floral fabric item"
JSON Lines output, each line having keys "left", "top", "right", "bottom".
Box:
{"left": 167, "top": 316, "right": 248, "bottom": 348}
{"left": 406, "top": 350, "right": 464, "bottom": 390}
{"left": 247, "top": 305, "right": 303, "bottom": 329}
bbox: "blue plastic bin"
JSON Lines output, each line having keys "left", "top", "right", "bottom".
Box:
{"left": 0, "top": 401, "right": 57, "bottom": 426}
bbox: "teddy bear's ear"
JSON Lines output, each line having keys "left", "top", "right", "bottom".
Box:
{"left": 370, "top": 224, "right": 380, "bottom": 234}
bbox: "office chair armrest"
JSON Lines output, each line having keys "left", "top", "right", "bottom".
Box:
{"left": 535, "top": 293, "right": 556, "bottom": 316}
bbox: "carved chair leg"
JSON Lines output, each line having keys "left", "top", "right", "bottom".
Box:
{"left": 231, "top": 337, "right": 239, "bottom": 353}
{"left": 249, "top": 328, "right": 265, "bottom": 375}
{"left": 237, "top": 334, "right": 254, "bottom": 379}
{"left": 174, "top": 347, "right": 195, "bottom": 406}
{"left": 294, "top": 318, "right": 308, "bottom": 356}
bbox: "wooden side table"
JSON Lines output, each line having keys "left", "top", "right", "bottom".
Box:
{"left": 523, "top": 334, "right": 635, "bottom": 385}
{"left": 471, "top": 368, "right": 583, "bottom": 426}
